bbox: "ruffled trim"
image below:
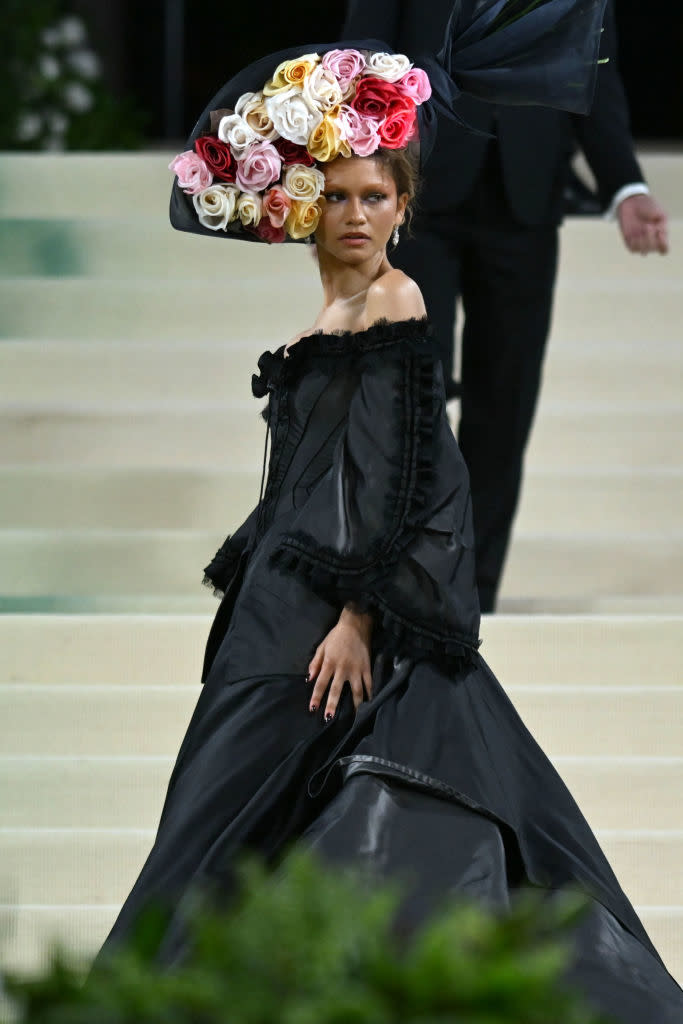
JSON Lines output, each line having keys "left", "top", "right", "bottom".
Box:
{"left": 202, "top": 534, "right": 244, "bottom": 598}
{"left": 251, "top": 317, "right": 431, "bottom": 399}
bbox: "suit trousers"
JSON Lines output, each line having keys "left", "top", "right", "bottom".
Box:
{"left": 392, "top": 144, "right": 559, "bottom": 611}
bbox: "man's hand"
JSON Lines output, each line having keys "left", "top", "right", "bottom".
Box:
{"left": 308, "top": 604, "right": 373, "bottom": 720}
{"left": 617, "top": 194, "right": 669, "bottom": 255}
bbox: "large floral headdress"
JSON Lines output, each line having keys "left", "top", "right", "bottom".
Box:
{"left": 169, "top": 48, "right": 431, "bottom": 245}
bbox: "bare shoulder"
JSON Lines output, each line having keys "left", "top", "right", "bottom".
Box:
{"left": 365, "top": 269, "right": 427, "bottom": 325}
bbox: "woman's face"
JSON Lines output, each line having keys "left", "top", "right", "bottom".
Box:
{"left": 315, "top": 156, "right": 408, "bottom": 263}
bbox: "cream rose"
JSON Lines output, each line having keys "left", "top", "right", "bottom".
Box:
{"left": 308, "top": 114, "right": 350, "bottom": 162}
{"left": 285, "top": 199, "right": 322, "bottom": 240}
{"left": 282, "top": 162, "right": 326, "bottom": 202}
{"left": 217, "top": 113, "right": 259, "bottom": 155}
{"left": 236, "top": 190, "right": 263, "bottom": 228}
{"left": 302, "top": 65, "right": 343, "bottom": 114}
{"left": 193, "top": 183, "right": 239, "bottom": 231}
{"left": 265, "top": 88, "right": 322, "bottom": 147}
{"left": 263, "top": 53, "right": 320, "bottom": 95}
{"left": 235, "top": 90, "right": 278, "bottom": 141}
{"left": 364, "top": 51, "right": 412, "bottom": 83}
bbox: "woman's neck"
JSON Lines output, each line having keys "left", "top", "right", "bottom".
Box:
{"left": 317, "top": 247, "right": 391, "bottom": 310}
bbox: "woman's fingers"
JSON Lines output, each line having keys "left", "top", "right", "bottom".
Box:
{"left": 309, "top": 658, "right": 333, "bottom": 713}
{"left": 362, "top": 667, "right": 373, "bottom": 700}
{"left": 307, "top": 644, "right": 324, "bottom": 682}
{"left": 323, "top": 671, "right": 343, "bottom": 720}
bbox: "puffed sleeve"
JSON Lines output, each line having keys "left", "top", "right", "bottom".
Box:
{"left": 270, "top": 333, "right": 481, "bottom": 667}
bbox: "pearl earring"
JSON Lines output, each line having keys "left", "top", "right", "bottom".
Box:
{"left": 392, "top": 225, "right": 400, "bottom": 248}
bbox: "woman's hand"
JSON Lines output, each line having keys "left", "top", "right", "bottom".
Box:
{"left": 308, "top": 604, "right": 373, "bottom": 720}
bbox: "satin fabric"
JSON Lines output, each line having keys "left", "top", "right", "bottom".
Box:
{"left": 100, "top": 321, "right": 682, "bottom": 1020}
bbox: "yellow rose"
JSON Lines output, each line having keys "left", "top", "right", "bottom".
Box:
{"left": 285, "top": 199, "right": 322, "bottom": 240}
{"left": 307, "top": 112, "right": 351, "bottom": 162}
{"left": 263, "top": 53, "right": 320, "bottom": 95}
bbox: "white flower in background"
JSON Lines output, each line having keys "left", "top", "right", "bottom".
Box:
{"left": 67, "top": 49, "right": 101, "bottom": 80}
{"left": 41, "top": 26, "right": 61, "bottom": 48}
{"left": 364, "top": 52, "right": 413, "bottom": 83}
{"left": 63, "top": 82, "right": 94, "bottom": 113}
{"left": 193, "top": 183, "right": 240, "bottom": 230}
{"left": 16, "top": 113, "right": 43, "bottom": 142}
{"left": 58, "top": 15, "right": 87, "bottom": 48}
{"left": 265, "top": 88, "right": 322, "bottom": 147}
{"left": 218, "top": 113, "right": 259, "bottom": 155}
{"left": 39, "top": 54, "right": 61, "bottom": 81}
{"left": 48, "top": 112, "right": 69, "bottom": 134}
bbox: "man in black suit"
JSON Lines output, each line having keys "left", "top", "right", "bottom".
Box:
{"left": 342, "top": 0, "right": 669, "bottom": 612}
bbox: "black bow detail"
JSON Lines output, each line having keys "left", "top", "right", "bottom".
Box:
{"left": 251, "top": 349, "right": 283, "bottom": 398}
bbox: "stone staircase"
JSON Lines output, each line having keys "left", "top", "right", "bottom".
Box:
{"left": 0, "top": 153, "right": 681, "bottom": 980}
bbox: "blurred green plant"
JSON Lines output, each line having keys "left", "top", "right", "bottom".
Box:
{"left": 3, "top": 853, "right": 611, "bottom": 1024}
{"left": 1, "top": 1, "right": 145, "bottom": 151}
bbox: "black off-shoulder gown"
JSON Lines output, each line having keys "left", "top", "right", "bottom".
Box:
{"left": 102, "top": 319, "right": 682, "bottom": 1020}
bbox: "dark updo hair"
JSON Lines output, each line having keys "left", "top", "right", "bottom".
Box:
{"left": 372, "top": 144, "right": 421, "bottom": 230}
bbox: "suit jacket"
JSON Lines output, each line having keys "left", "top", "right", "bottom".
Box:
{"left": 342, "top": 0, "right": 644, "bottom": 225}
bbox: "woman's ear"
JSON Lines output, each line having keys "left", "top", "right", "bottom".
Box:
{"left": 396, "top": 191, "right": 409, "bottom": 226}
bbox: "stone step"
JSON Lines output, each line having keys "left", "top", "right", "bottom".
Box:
{"left": 1, "top": 614, "right": 681, "bottom": 689}
{"left": 2, "top": 827, "right": 680, "bottom": 909}
{"left": 3, "top": 152, "right": 681, "bottom": 218}
{"left": 1, "top": 682, "right": 681, "bottom": 758}
{"left": 1, "top": 529, "right": 681, "bottom": 601}
{"left": 1, "top": 336, "right": 681, "bottom": 405}
{"left": 1, "top": 277, "right": 681, "bottom": 343}
{"left": 2, "top": 465, "right": 681, "bottom": 534}
{"left": 1, "top": 401, "right": 681, "bottom": 470}
{"left": 2, "top": 754, "right": 679, "bottom": 832}
{"left": 2, "top": 214, "right": 682, "bottom": 280}
{"left": 2, "top": 900, "right": 680, "bottom": 980}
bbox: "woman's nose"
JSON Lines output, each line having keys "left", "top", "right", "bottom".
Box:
{"left": 346, "top": 197, "right": 366, "bottom": 223}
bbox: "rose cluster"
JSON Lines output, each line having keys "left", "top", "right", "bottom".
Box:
{"left": 169, "top": 49, "right": 431, "bottom": 243}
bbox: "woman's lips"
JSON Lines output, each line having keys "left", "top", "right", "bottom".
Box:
{"left": 340, "top": 233, "right": 370, "bottom": 246}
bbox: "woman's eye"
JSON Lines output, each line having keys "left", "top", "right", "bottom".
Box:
{"left": 324, "top": 192, "right": 344, "bottom": 202}
{"left": 366, "top": 193, "right": 387, "bottom": 203}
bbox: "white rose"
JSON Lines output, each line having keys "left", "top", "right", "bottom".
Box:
{"left": 39, "top": 54, "right": 61, "bottom": 81}
{"left": 67, "top": 49, "right": 101, "bottom": 80}
{"left": 237, "top": 190, "right": 263, "bottom": 227}
{"left": 364, "top": 52, "right": 413, "bottom": 83}
{"left": 265, "top": 88, "right": 322, "bottom": 147}
{"left": 282, "top": 163, "right": 326, "bottom": 202}
{"left": 217, "top": 113, "right": 259, "bottom": 155}
{"left": 193, "top": 183, "right": 240, "bottom": 231}
{"left": 63, "top": 81, "right": 93, "bottom": 113}
{"left": 58, "top": 15, "right": 87, "bottom": 47}
{"left": 302, "top": 65, "right": 342, "bottom": 114}
{"left": 234, "top": 90, "right": 278, "bottom": 141}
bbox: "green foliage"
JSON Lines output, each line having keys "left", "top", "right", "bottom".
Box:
{"left": 1, "top": 0, "right": 145, "bottom": 151}
{"left": 3, "top": 853, "right": 611, "bottom": 1024}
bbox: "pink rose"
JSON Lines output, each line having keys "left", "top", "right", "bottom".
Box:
{"left": 396, "top": 67, "right": 432, "bottom": 105}
{"left": 169, "top": 149, "right": 212, "bottom": 195}
{"left": 321, "top": 48, "right": 366, "bottom": 96}
{"left": 236, "top": 140, "right": 282, "bottom": 192}
{"left": 378, "top": 104, "right": 417, "bottom": 149}
{"left": 263, "top": 186, "right": 292, "bottom": 229}
{"left": 339, "top": 105, "right": 381, "bottom": 157}
{"left": 255, "top": 216, "right": 286, "bottom": 244}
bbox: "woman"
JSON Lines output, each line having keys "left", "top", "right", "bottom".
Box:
{"left": 101, "top": 21, "right": 682, "bottom": 1022}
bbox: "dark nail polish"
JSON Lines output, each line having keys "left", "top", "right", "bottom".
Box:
{"left": 309, "top": 704, "right": 317, "bottom": 713}
{"left": 325, "top": 712, "right": 333, "bottom": 722}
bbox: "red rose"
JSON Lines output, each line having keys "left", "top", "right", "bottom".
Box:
{"left": 351, "top": 76, "right": 404, "bottom": 120}
{"left": 195, "top": 135, "right": 236, "bottom": 182}
{"left": 378, "top": 104, "right": 417, "bottom": 149}
{"left": 275, "top": 138, "right": 315, "bottom": 167}
{"left": 254, "top": 216, "right": 286, "bottom": 244}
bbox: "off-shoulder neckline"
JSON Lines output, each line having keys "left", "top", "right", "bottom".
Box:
{"left": 283, "top": 315, "right": 430, "bottom": 359}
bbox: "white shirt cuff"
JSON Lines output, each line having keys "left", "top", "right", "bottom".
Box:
{"left": 605, "top": 183, "right": 650, "bottom": 220}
